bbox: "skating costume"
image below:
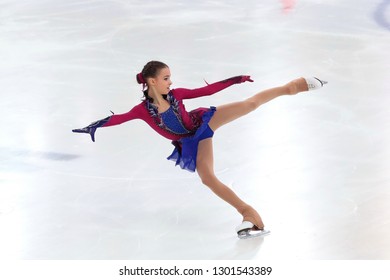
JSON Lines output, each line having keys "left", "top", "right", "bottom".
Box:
{"left": 73, "top": 76, "right": 252, "bottom": 172}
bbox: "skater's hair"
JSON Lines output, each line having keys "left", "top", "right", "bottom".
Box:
{"left": 136, "top": 61, "right": 169, "bottom": 103}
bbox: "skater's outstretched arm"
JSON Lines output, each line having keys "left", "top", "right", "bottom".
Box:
{"left": 72, "top": 104, "right": 142, "bottom": 142}
{"left": 103, "top": 104, "right": 142, "bottom": 126}
{"left": 173, "top": 75, "right": 253, "bottom": 100}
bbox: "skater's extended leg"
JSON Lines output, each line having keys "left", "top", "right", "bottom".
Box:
{"left": 196, "top": 138, "right": 264, "bottom": 229}
{"left": 209, "top": 77, "right": 325, "bottom": 131}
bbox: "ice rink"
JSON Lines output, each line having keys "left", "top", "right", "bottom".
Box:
{"left": 1, "top": 0, "right": 389, "bottom": 261}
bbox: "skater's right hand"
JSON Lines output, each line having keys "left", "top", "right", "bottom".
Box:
{"left": 72, "top": 116, "right": 110, "bottom": 142}
{"left": 72, "top": 127, "right": 97, "bottom": 142}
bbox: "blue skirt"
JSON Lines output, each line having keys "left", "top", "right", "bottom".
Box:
{"left": 167, "top": 107, "right": 216, "bottom": 172}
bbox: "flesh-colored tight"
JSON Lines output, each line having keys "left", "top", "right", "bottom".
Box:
{"left": 196, "top": 79, "right": 308, "bottom": 229}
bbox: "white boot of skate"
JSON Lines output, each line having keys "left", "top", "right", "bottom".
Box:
{"left": 235, "top": 221, "right": 270, "bottom": 239}
{"left": 304, "top": 77, "right": 328, "bottom": 91}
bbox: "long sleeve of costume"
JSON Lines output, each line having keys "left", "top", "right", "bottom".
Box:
{"left": 102, "top": 103, "right": 142, "bottom": 127}
{"left": 173, "top": 75, "right": 251, "bottom": 100}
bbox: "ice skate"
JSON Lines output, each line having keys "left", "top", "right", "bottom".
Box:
{"left": 236, "top": 205, "right": 268, "bottom": 239}
{"left": 289, "top": 77, "right": 327, "bottom": 94}
{"left": 236, "top": 221, "right": 270, "bottom": 239}
{"left": 304, "top": 77, "right": 327, "bottom": 91}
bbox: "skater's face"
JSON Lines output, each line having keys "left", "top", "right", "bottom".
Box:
{"left": 148, "top": 67, "right": 172, "bottom": 95}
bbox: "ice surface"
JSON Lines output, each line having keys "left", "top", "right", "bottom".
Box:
{"left": 0, "top": 0, "right": 389, "bottom": 260}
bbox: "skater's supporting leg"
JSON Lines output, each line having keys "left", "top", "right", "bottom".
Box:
{"left": 196, "top": 138, "right": 264, "bottom": 229}
{"left": 208, "top": 77, "right": 313, "bottom": 131}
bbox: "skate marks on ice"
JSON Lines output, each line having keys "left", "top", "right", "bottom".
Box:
{"left": 220, "top": 235, "right": 266, "bottom": 260}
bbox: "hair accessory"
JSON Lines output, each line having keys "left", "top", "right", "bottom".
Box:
{"left": 136, "top": 73, "right": 145, "bottom": 84}
{"left": 136, "top": 72, "right": 147, "bottom": 91}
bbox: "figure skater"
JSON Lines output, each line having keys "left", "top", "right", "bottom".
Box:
{"left": 72, "top": 61, "right": 327, "bottom": 238}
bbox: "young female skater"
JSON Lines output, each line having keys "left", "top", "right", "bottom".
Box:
{"left": 72, "top": 61, "right": 326, "bottom": 238}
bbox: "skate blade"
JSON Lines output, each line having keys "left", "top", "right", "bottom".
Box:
{"left": 237, "top": 229, "right": 270, "bottom": 239}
